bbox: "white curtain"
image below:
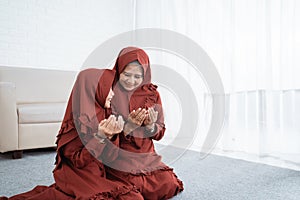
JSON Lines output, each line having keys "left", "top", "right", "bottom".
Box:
{"left": 133, "top": 0, "right": 300, "bottom": 166}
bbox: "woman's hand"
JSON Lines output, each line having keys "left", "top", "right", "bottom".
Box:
{"left": 128, "top": 108, "right": 147, "bottom": 126}
{"left": 123, "top": 108, "right": 147, "bottom": 135}
{"left": 97, "top": 115, "right": 124, "bottom": 139}
{"left": 144, "top": 107, "right": 158, "bottom": 130}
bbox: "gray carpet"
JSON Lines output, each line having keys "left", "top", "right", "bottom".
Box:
{"left": 1, "top": 146, "right": 299, "bottom": 200}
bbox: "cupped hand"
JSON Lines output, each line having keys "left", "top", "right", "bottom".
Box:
{"left": 123, "top": 108, "right": 147, "bottom": 135}
{"left": 127, "top": 108, "right": 147, "bottom": 127}
{"left": 97, "top": 115, "right": 124, "bottom": 139}
{"left": 144, "top": 107, "right": 158, "bottom": 128}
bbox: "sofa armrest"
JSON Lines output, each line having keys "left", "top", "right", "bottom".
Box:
{"left": 0, "top": 82, "right": 18, "bottom": 153}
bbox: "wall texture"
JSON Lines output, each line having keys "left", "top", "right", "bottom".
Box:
{"left": 0, "top": 0, "right": 134, "bottom": 70}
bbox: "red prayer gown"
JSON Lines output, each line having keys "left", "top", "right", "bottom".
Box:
{"left": 107, "top": 47, "right": 184, "bottom": 200}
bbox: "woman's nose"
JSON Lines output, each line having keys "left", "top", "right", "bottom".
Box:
{"left": 127, "top": 76, "right": 134, "bottom": 84}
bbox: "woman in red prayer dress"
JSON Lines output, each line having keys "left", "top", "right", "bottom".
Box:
{"left": 106, "top": 47, "right": 184, "bottom": 200}
{"left": 0, "top": 68, "right": 143, "bottom": 200}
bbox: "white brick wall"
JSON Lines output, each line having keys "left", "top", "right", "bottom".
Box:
{"left": 0, "top": 0, "right": 134, "bottom": 70}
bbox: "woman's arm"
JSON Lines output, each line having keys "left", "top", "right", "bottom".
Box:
{"left": 61, "top": 134, "right": 104, "bottom": 168}
{"left": 61, "top": 116, "right": 123, "bottom": 168}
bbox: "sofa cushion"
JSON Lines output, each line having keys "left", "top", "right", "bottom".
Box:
{"left": 0, "top": 66, "right": 77, "bottom": 104}
{"left": 18, "top": 103, "right": 67, "bottom": 124}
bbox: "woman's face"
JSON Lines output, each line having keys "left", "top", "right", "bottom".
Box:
{"left": 104, "top": 88, "right": 114, "bottom": 108}
{"left": 119, "top": 63, "right": 143, "bottom": 91}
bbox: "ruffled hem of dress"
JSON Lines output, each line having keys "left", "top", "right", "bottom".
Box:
{"left": 128, "top": 165, "right": 184, "bottom": 193}
{"left": 173, "top": 171, "right": 184, "bottom": 193}
{"left": 88, "top": 185, "right": 139, "bottom": 200}
{"left": 125, "top": 165, "right": 173, "bottom": 176}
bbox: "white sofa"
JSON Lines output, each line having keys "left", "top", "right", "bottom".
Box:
{"left": 0, "top": 66, "right": 78, "bottom": 158}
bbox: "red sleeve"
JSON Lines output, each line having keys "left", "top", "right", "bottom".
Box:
{"left": 84, "top": 136, "right": 108, "bottom": 159}
{"left": 62, "top": 134, "right": 120, "bottom": 168}
{"left": 62, "top": 136, "right": 101, "bottom": 168}
{"left": 86, "top": 134, "right": 120, "bottom": 163}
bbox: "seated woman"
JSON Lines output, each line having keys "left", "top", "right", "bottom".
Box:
{"left": 1, "top": 68, "right": 143, "bottom": 200}
{"left": 105, "top": 47, "right": 184, "bottom": 200}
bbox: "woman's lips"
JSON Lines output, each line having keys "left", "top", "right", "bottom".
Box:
{"left": 124, "top": 83, "right": 135, "bottom": 88}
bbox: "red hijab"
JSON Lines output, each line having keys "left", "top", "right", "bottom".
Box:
{"left": 57, "top": 68, "right": 115, "bottom": 144}
{"left": 111, "top": 47, "right": 158, "bottom": 119}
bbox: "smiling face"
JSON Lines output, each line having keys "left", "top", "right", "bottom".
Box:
{"left": 104, "top": 88, "right": 114, "bottom": 108}
{"left": 119, "top": 62, "right": 144, "bottom": 91}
